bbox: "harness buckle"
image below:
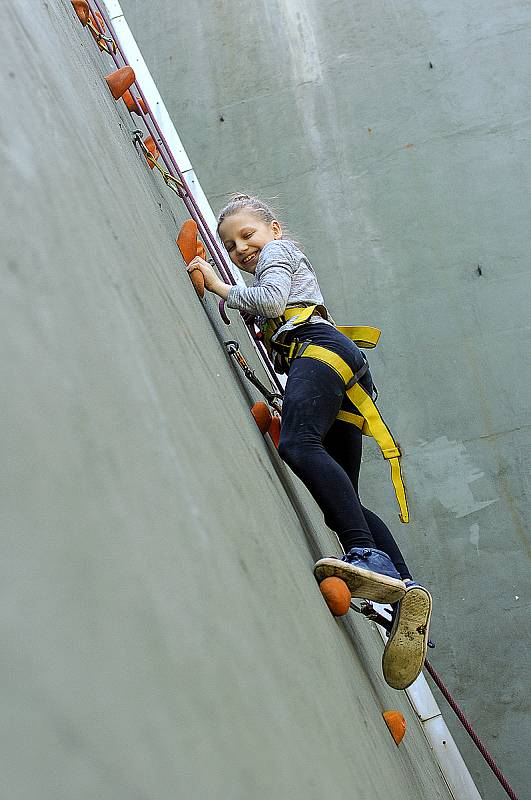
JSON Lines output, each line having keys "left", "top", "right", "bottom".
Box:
{"left": 382, "top": 446, "right": 402, "bottom": 460}
{"left": 289, "top": 340, "right": 311, "bottom": 360}
{"left": 345, "top": 362, "right": 369, "bottom": 391}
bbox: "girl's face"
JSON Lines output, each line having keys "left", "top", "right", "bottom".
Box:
{"left": 218, "top": 211, "right": 282, "bottom": 273}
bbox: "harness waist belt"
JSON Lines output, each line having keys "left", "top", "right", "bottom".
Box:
{"left": 262, "top": 304, "right": 382, "bottom": 374}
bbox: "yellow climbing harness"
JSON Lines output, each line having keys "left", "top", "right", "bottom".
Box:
{"left": 265, "top": 304, "right": 410, "bottom": 523}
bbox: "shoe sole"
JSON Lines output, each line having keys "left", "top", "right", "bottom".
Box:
{"left": 314, "top": 558, "right": 406, "bottom": 604}
{"left": 382, "top": 586, "right": 432, "bottom": 690}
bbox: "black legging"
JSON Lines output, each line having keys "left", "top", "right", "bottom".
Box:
{"left": 277, "top": 323, "right": 412, "bottom": 580}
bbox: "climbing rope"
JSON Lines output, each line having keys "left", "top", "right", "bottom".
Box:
{"left": 424, "top": 659, "right": 520, "bottom": 800}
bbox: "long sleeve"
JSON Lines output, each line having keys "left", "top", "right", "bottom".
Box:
{"left": 225, "top": 241, "right": 295, "bottom": 318}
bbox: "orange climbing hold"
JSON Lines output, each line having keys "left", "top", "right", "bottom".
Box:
{"left": 105, "top": 66, "right": 135, "bottom": 100}
{"left": 196, "top": 240, "right": 207, "bottom": 260}
{"left": 319, "top": 577, "right": 351, "bottom": 616}
{"left": 143, "top": 135, "right": 160, "bottom": 168}
{"left": 123, "top": 90, "right": 147, "bottom": 115}
{"left": 176, "top": 220, "right": 198, "bottom": 263}
{"left": 268, "top": 415, "right": 281, "bottom": 449}
{"left": 187, "top": 269, "right": 204, "bottom": 297}
{"left": 176, "top": 220, "right": 205, "bottom": 298}
{"left": 71, "top": 0, "right": 89, "bottom": 25}
{"left": 251, "top": 402, "right": 272, "bottom": 434}
{"left": 93, "top": 10, "right": 106, "bottom": 32}
{"left": 187, "top": 266, "right": 205, "bottom": 298}
{"left": 383, "top": 710, "right": 407, "bottom": 745}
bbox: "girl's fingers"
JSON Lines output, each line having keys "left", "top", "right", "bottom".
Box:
{"left": 188, "top": 261, "right": 214, "bottom": 282}
{"left": 187, "top": 256, "right": 207, "bottom": 272}
{"left": 185, "top": 257, "right": 220, "bottom": 293}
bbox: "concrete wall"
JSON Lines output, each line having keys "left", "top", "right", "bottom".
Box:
{"left": 1, "top": 2, "right": 456, "bottom": 797}
{"left": 119, "top": 2, "right": 530, "bottom": 798}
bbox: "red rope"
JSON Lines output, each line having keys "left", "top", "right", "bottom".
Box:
{"left": 424, "top": 659, "right": 519, "bottom": 800}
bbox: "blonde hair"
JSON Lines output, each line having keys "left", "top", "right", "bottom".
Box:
{"left": 217, "top": 194, "right": 281, "bottom": 234}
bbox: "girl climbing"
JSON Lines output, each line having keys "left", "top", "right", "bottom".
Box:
{"left": 187, "top": 194, "right": 431, "bottom": 690}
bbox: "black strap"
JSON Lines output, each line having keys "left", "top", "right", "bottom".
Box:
{"left": 345, "top": 362, "right": 368, "bottom": 390}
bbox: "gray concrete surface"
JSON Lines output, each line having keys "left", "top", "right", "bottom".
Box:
{"left": 119, "top": 2, "right": 530, "bottom": 798}
{"left": 1, "top": 2, "right": 456, "bottom": 797}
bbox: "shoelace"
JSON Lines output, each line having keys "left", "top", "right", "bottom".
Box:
{"left": 341, "top": 548, "right": 373, "bottom": 562}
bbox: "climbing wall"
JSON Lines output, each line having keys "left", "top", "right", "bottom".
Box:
{"left": 1, "top": 2, "right": 459, "bottom": 798}
{"left": 120, "top": 1, "right": 531, "bottom": 798}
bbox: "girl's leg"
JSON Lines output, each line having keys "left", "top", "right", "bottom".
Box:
{"left": 361, "top": 507, "right": 412, "bottom": 581}
{"left": 324, "top": 419, "right": 412, "bottom": 580}
{"left": 278, "top": 357, "right": 375, "bottom": 551}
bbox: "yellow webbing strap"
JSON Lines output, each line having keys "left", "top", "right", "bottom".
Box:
{"left": 336, "top": 326, "right": 381, "bottom": 348}
{"left": 283, "top": 305, "right": 321, "bottom": 324}
{"left": 296, "top": 344, "right": 410, "bottom": 523}
{"left": 283, "top": 308, "right": 381, "bottom": 350}
{"left": 345, "top": 383, "right": 409, "bottom": 523}
{"left": 283, "top": 308, "right": 380, "bottom": 350}
{"left": 336, "top": 410, "right": 366, "bottom": 431}
{"left": 263, "top": 306, "right": 317, "bottom": 352}
{"left": 296, "top": 344, "right": 353, "bottom": 382}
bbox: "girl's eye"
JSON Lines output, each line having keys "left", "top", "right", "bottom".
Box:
{"left": 226, "top": 243, "right": 234, "bottom": 252}
{"left": 244, "top": 233, "right": 253, "bottom": 239}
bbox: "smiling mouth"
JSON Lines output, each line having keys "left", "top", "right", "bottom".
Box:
{"left": 241, "top": 252, "right": 258, "bottom": 265}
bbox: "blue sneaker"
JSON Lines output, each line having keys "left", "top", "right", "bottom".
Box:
{"left": 314, "top": 547, "right": 406, "bottom": 604}
{"left": 382, "top": 580, "right": 432, "bottom": 690}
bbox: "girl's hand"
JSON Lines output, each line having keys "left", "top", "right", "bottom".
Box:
{"left": 187, "top": 256, "right": 217, "bottom": 289}
{"left": 187, "top": 256, "right": 229, "bottom": 298}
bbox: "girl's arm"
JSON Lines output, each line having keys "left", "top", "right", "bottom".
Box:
{"left": 226, "top": 263, "right": 292, "bottom": 317}
{"left": 188, "top": 249, "right": 293, "bottom": 318}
